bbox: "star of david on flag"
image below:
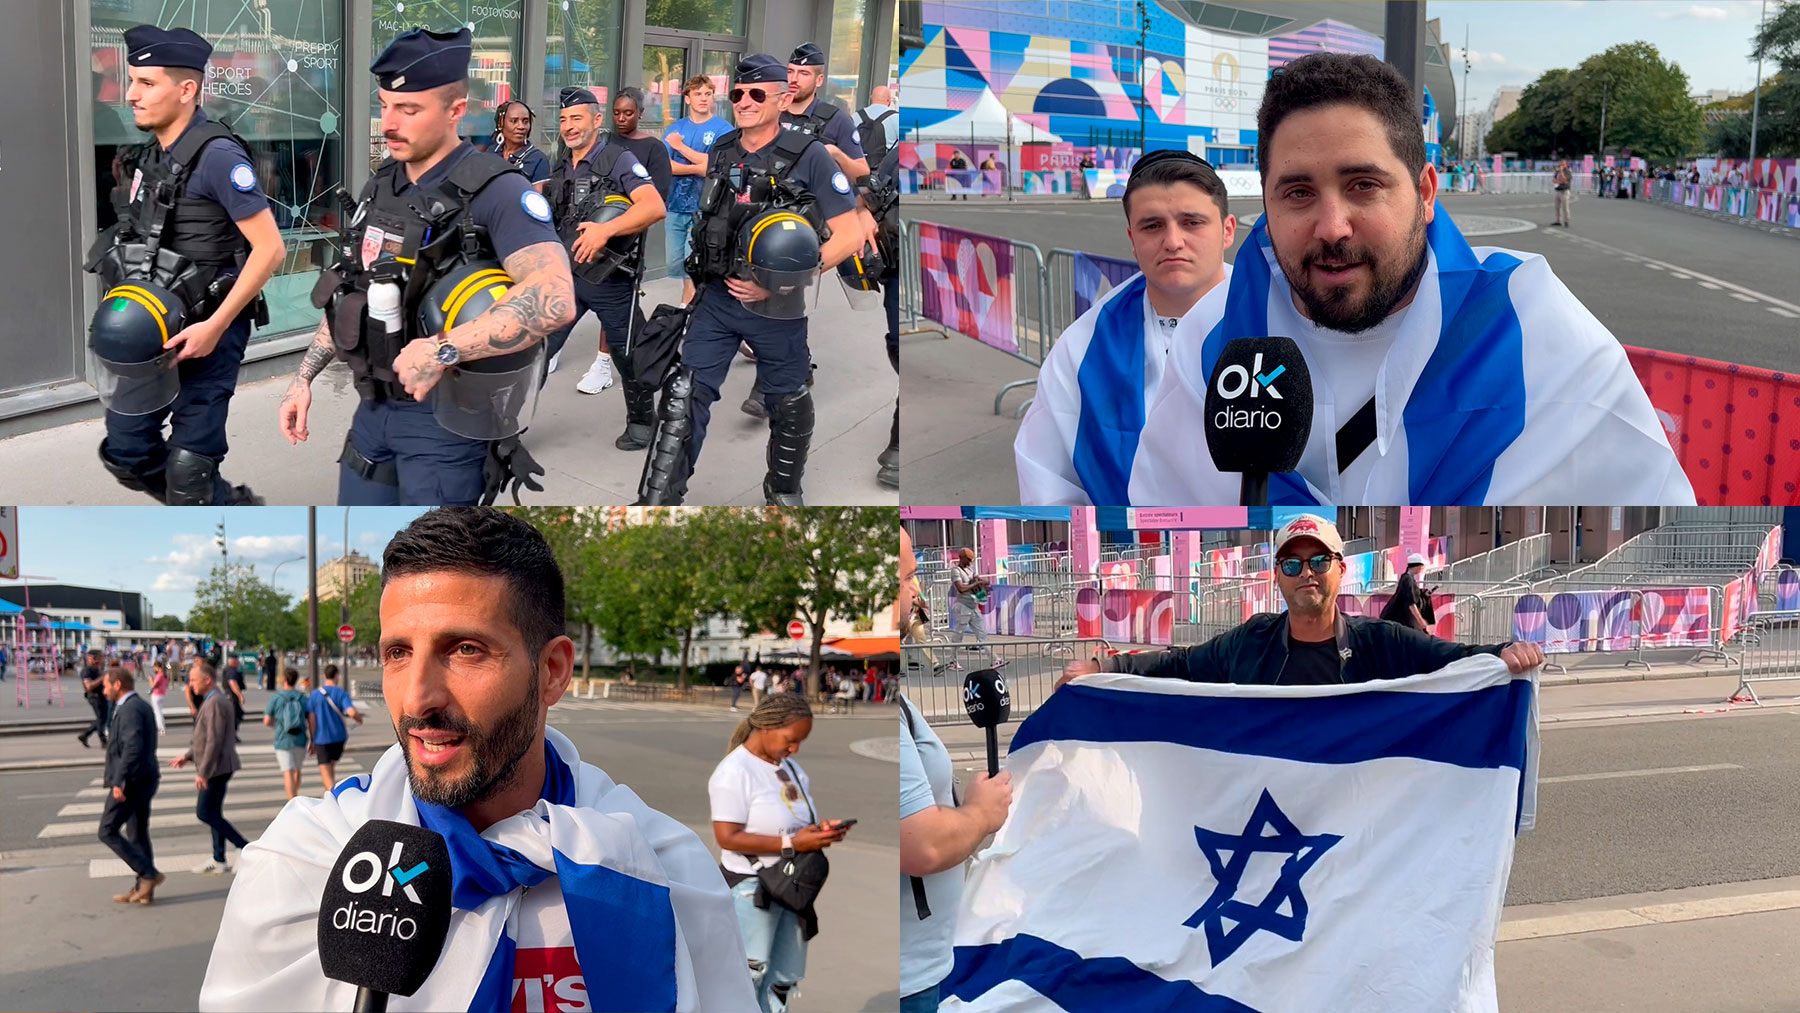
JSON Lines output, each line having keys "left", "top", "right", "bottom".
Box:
{"left": 941, "top": 656, "right": 1538, "bottom": 1013}
{"left": 1183, "top": 788, "right": 1341, "bottom": 964}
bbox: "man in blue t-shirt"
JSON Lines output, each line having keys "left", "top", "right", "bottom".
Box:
{"left": 305, "top": 664, "right": 363, "bottom": 791}
{"left": 662, "top": 74, "right": 733, "bottom": 305}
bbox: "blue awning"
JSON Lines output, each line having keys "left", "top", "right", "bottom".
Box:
{"left": 0, "top": 600, "right": 23, "bottom": 614}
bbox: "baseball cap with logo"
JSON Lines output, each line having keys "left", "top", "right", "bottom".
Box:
{"left": 1273, "top": 514, "right": 1344, "bottom": 558}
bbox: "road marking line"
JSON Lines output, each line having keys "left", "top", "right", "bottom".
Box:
{"left": 1540, "top": 762, "right": 1741, "bottom": 784}
{"left": 58, "top": 788, "right": 301, "bottom": 817}
{"left": 88, "top": 853, "right": 217, "bottom": 880}
{"left": 1698, "top": 281, "right": 1720, "bottom": 289}
{"left": 1730, "top": 292, "right": 1759, "bottom": 302}
{"left": 1668, "top": 272, "right": 1691, "bottom": 280}
{"left": 1500, "top": 889, "right": 1800, "bottom": 941}
{"left": 1768, "top": 307, "right": 1798, "bottom": 318}
{"left": 1549, "top": 232, "right": 1800, "bottom": 312}
{"left": 37, "top": 804, "right": 290, "bottom": 838}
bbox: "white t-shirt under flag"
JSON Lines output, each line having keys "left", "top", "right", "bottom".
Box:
{"left": 942, "top": 657, "right": 1539, "bottom": 1012}
{"left": 708, "top": 745, "right": 817, "bottom": 876}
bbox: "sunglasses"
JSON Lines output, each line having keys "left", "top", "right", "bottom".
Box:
{"left": 1276, "top": 553, "right": 1341, "bottom": 577}
{"left": 730, "top": 87, "right": 773, "bottom": 104}
{"left": 774, "top": 764, "right": 801, "bottom": 803}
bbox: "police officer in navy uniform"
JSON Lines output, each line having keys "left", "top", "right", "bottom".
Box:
{"left": 276, "top": 27, "right": 575, "bottom": 505}
{"left": 637, "top": 54, "right": 864, "bottom": 505}
{"left": 86, "top": 26, "right": 287, "bottom": 505}
{"left": 543, "top": 86, "right": 667, "bottom": 450}
{"left": 729, "top": 40, "right": 877, "bottom": 421}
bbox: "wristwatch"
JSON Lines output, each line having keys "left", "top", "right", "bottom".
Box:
{"left": 434, "top": 338, "right": 460, "bottom": 367}
{"left": 780, "top": 833, "right": 795, "bottom": 858}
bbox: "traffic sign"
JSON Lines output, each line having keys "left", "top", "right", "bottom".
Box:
{"left": 337, "top": 624, "right": 355, "bottom": 643}
{"left": 787, "top": 620, "right": 805, "bottom": 640}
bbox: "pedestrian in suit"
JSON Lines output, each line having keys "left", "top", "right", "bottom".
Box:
{"left": 170, "top": 658, "right": 248, "bottom": 873}
{"left": 98, "top": 667, "right": 164, "bottom": 904}
{"left": 77, "top": 648, "right": 110, "bottom": 748}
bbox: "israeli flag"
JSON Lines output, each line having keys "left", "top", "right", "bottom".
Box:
{"left": 943, "top": 656, "right": 1538, "bottom": 1013}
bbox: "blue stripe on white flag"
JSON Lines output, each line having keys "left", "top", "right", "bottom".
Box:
{"left": 947, "top": 933, "right": 1258, "bottom": 1012}
{"left": 1010, "top": 680, "right": 1531, "bottom": 772}
{"left": 552, "top": 848, "right": 680, "bottom": 1012}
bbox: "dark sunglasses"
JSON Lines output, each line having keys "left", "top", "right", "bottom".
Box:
{"left": 730, "top": 86, "right": 772, "bottom": 104}
{"left": 774, "top": 765, "right": 800, "bottom": 802}
{"left": 1277, "top": 553, "right": 1341, "bottom": 577}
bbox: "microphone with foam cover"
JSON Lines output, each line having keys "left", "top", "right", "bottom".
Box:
{"left": 1203, "top": 336, "right": 1313, "bottom": 505}
{"left": 962, "top": 668, "right": 1011, "bottom": 776}
{"left": 317, "top": 819, "right": 454, "bottom": 1013}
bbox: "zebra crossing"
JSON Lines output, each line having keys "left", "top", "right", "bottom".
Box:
{"left": 29, "top": 745, "right": 368, "bottom": 878}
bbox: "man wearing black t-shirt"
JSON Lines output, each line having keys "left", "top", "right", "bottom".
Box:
{"left": 1059, "top": 515, "right": 1541, "bottom": 686}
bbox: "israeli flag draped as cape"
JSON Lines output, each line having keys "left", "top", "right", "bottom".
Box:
{"left": 1130, "top": 204, "right": 1694, "bottom": 505}
{"left": 942, "top": 656, "right": 1539, "bottom": 1013}
{"left": 1015, "top": 265, "right": 1232, "bottom": 505}
{"left": 197, "top": 726, "right": 758, "bottom": 1012}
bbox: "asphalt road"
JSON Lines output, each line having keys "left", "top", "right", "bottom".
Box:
{"left": 900, "top": 190, "right": 1800, "bottom": 504}
{"left": 0, "top": 700, "right": 900, "bottom": 1012}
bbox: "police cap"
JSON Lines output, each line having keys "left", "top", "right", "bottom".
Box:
{"left": 371, "top": 27, "right": 472, "bottom": 93}
{"left": 559, "top": 86, "right": 599, "bottom": 108}
{"left": 789, "top": 42, "right": 826, "bottom": 67}
{"left": 123, "top": 25, "right": 212, "bottom": 72}
{"left": 735, "top": 54, "right": 787, "bottom": 86}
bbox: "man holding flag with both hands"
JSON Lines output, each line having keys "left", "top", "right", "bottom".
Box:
{"left": 935, "top": 515, "right": 1546, "bottom": 1011}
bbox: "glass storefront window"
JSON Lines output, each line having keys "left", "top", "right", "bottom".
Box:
{"left": 700, "top": 49, "right": 739, "bottom": 110}
{"left": 88, "top": 4, "right": 347, "bottom": 340}
{"left": 827, "top": 0, "right": 868, "bottom": 111}
{"left": 644, "top": 0, "right": 744, "bottom": 36}
{"left": 543, "top": 0, "right": 623, "bottom": 151}
{"left": 369, "top": 0, "right": 523, "bottom": 165}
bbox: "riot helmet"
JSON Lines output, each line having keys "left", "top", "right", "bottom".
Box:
{"left": 420, "top": 262, "right": 545, "bottom": 439}
{"left": 88, "top": 282, "right": 185, "bottom": 415}
{"left": 564, "top": 194, "right": 638, "bottom": 285}
{"left": 733, "top": 209, "right": 822, "bottom": 319}
{"left": 836, "top": 243, "right": 885, "bottom": 310}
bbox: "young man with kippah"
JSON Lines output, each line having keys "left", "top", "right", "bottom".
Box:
{"left": 1015, "top": 151, "right": 1237, "bottom": 504}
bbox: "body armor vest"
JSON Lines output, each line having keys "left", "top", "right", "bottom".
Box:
{"left": 84, "top": 118, "right": 253, "bottom": 321}
{"left": 688, "top": 128, "right": 827, "bottom": 286}
{"left": 310, "top": 148, "right": 518, "bottom": 401}
{"left": 780, "top": 97, "right": 841, "bottom": 143}
{"left": 547, "top": 139, "right": 639, "bottom": 284}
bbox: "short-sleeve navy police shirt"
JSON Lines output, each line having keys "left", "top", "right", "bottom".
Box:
{"left": 174, "top": 109, "right": 269, "bottom": 222}
{"left": 402, "top": 142, "right": 561, "bottom": 262}
{"left": 734, "top": 133, "right": 858, "bottom": 221}
{"left": 556, "top": 141, "right": 660, "bottom": 203}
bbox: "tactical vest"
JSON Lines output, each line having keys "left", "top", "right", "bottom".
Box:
{"left": 311, "top": 148, "right": 518, "bottom": 401}
{"left": 779, "top": 98, "right": 841, "bottom": 144}
{"left": 84, "top": 118, "right": 253, "bottom": 320}
{"left": 547, "top": 139, "right": 639, "bottom": 284}
{"left": 869, "top": 146, "right": 900, "bottom": 268}
{"left": 688, "top": 128, "right": 827, "bottom": 286}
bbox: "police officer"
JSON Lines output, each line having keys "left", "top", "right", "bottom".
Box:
{"left": 86, "top": 26, "right": 287, "bottom": 505}
{"left": 275, "top": 27, "right": 575, "bottom": 505}
{"left": 637, "top": 53, "right": 864, "bottom": 505}
{"left": 872, "top": 141, "right": 901, "bottom": 489}
{"left": 732, "top": 40, "right": 877, "bottom": 421}
{"left": 543, "top": 86, "right": 667, "bottom": 450}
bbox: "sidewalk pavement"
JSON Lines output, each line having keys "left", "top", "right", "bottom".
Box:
{"left": 899, "top": 326, "right": 1037, "bottom": 504}
{"left": 0, "top": 277, "right": 896, "bottom": 506}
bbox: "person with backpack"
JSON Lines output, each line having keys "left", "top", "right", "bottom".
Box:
{"left": 262, "top": 668, "right": 311, "bottom": 800}
{"left": 305, "top": 664, "right": 363, "bottom": 792}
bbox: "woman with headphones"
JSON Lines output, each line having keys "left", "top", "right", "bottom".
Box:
{"left": 481, "top": 99, "right": 551, "bottom": 192}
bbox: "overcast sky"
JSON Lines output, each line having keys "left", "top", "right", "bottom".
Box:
{"left": 1430, "top": 0, "right": 1778, "bottom": 112}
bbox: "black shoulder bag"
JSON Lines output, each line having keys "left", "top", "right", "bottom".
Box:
{"left": 750, "top": 759, "right": 831, "bottom": 913}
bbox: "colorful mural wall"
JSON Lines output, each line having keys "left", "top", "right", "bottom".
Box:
{"left": 903, "top": 2, "right": 1441, "bottom": 170}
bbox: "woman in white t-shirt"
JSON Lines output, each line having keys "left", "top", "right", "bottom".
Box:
{"left": 147, "top": 661, "right": 169, "bottom": 733}
{"left": 708, "top": 694, "right": 852, "bottom": 1012}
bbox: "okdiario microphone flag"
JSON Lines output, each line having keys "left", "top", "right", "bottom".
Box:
{"left": 941, "top": 655, "right": 1540, "bottom": 1013}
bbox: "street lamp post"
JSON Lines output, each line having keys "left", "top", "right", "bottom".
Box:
{"left": 215, "top": 521, "right": 229, "bottom": 649}
{"left": 1135, "top": 0, "right": 1148, "bottom": 153}
{"left": 341, "top": 508, "right": 351, "bottom": 678}
{"left": 1749, "top": 0, "right": 1767, "bottom": 165}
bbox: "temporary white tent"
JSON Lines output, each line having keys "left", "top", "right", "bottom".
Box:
{"left": 909, "top": 87, "right": 1063, "bottom": 143}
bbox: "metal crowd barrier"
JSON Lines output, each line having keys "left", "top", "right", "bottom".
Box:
{"left": 901, "top": 636, "right": 1106, "bottom": 726}
{"left": 1736, "top": 565, "right": 1800, "bottom": 703}
{"left": 1482, "top": 172, "right": 1598, "bottom": 196}
{"left": 1643, "top": 178, "right": 1800, "bottom": 232}
{"left": 1433, "top": 534, "right": 1552, "bottom": 588}
{"left": 900, "top": 219, "right": 1056, "bottom": 416}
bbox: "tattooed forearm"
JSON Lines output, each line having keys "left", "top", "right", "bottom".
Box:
{"left": 286, "top": 317, "right": 336, "bottom": 397}
{"left": 445, "top": 242, "right": 575, "bottom": 360}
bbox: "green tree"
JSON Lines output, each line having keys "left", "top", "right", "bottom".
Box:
{"left": 1487, "top": 44, "right": 1703, "bottom": 162}
{"left": 576, "top": 512, "right": 744, "bottom": 690}
{"left": 729, "top": 508, "right": 899, "bottom": 697}
{"left": 1487, "top": 69, "right": 1582, "bottom": 158}
{"left": 189, "top": 563, "right": 303, "bottom": 650}
{"left": 1752, "top": 0, "right": 1800, "bottom": 70}
{"left": 504, "top": 507, "right": 607, "bottom": 686}
{"left": 146, "top": 614, "right": 188, "bottom": 632}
